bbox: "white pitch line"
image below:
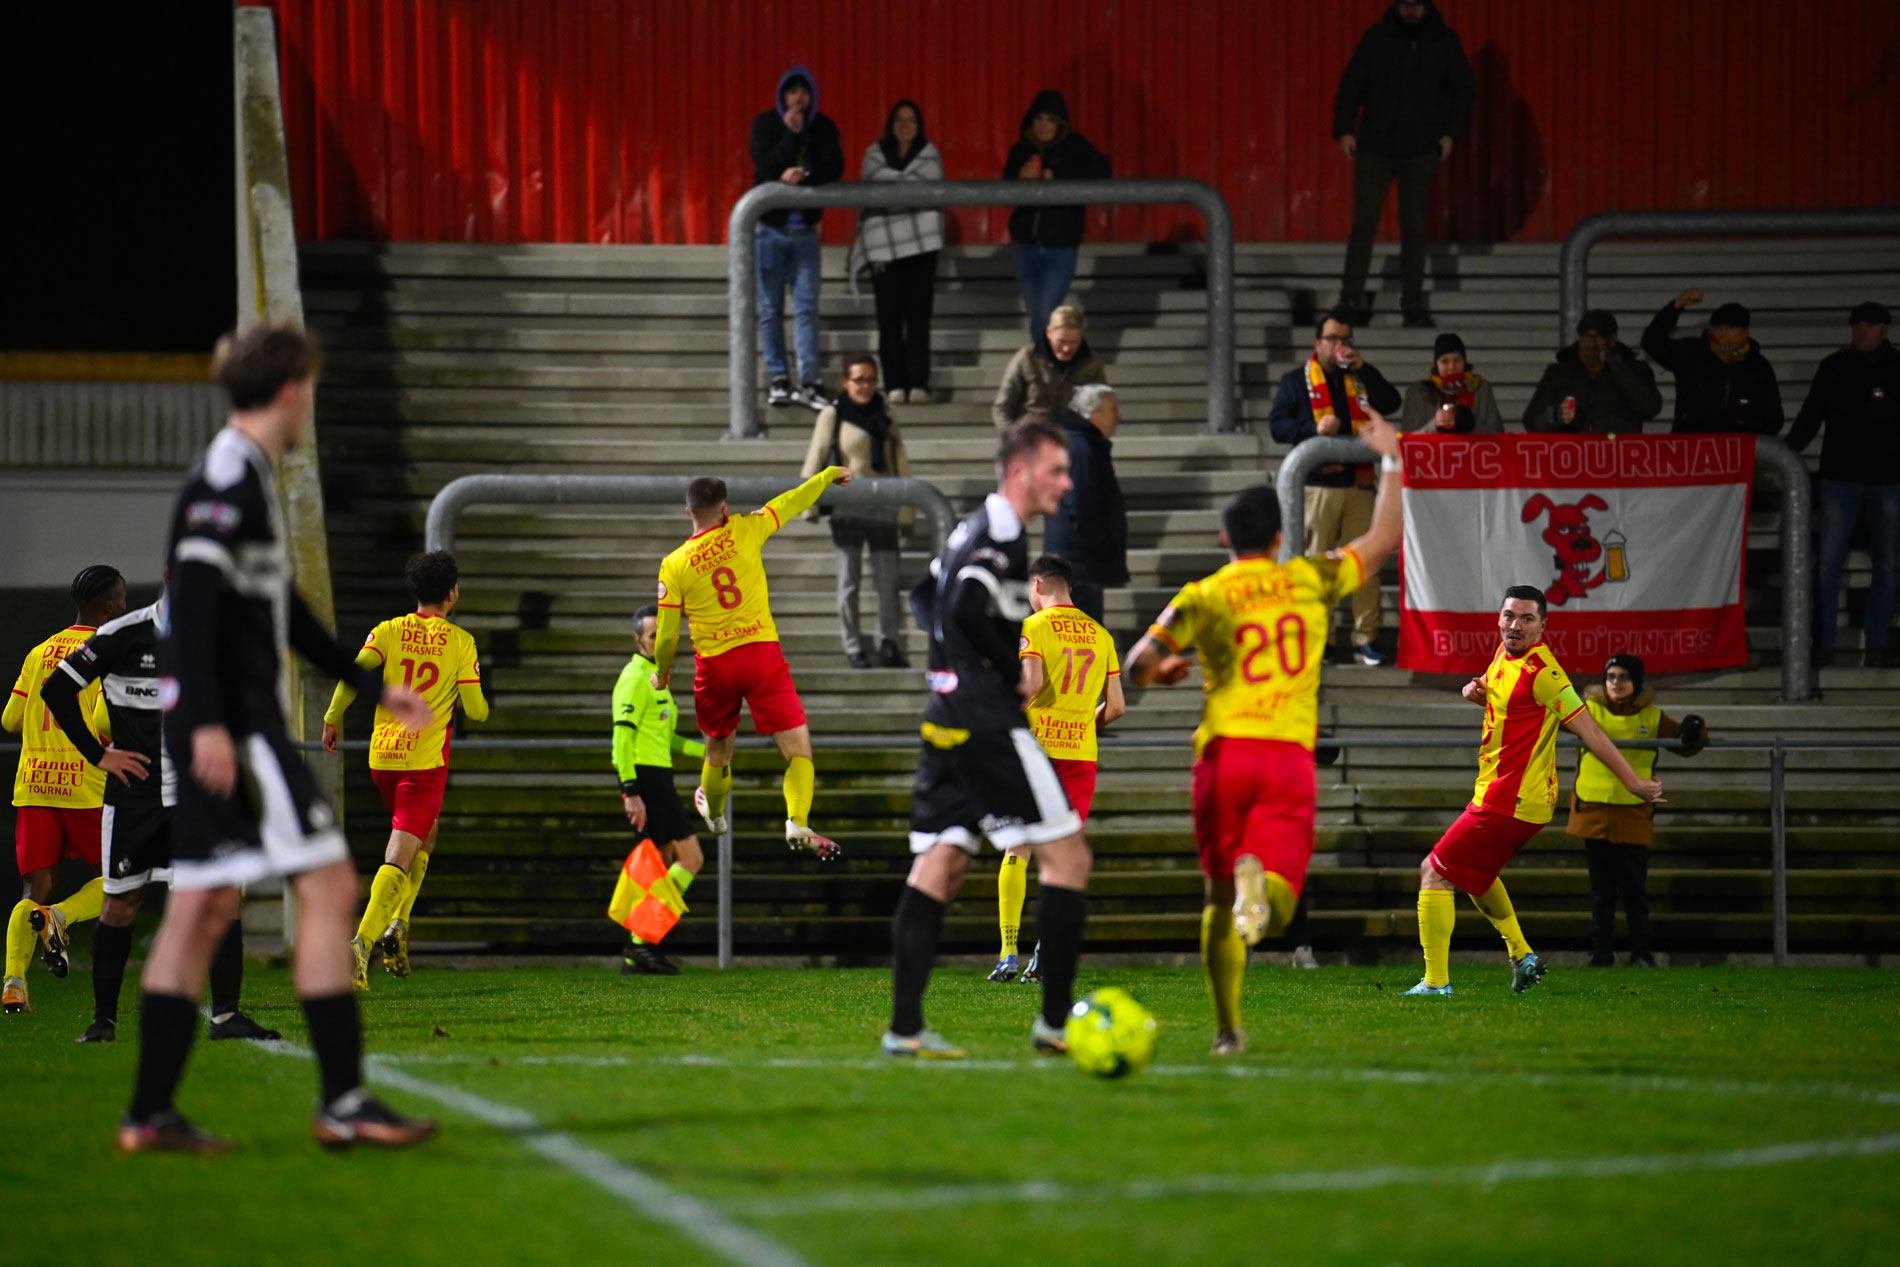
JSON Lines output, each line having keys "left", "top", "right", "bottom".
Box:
{"left": 251, "top": 1041, "right": 812, "bottom": 1267}
{"left": 727, "top": 1131, "right": 1900, "bottom": 1218}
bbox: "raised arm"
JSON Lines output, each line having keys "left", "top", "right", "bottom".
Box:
{"left": 1565, "top": 708, "right": 1665, "bottom": 802}
{"left": 1341, "top": 411, "right": 1404, "bottom": 575}
{"left": 760, "top": 466, "right": 846, "bottom": 534}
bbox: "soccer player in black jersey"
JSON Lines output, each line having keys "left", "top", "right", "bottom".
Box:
{"left": 884, "top": 420, "right": 1090, "bottom": 1059}
{"left": 116, "top": 326, "right": 434, "bottom": 1154}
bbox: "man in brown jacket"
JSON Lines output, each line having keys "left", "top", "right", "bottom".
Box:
{"left": 991, "top": 304, "right": 1106, "bottom": 427}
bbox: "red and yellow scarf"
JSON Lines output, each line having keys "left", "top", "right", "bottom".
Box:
{"left": 1308, "top": 355, "right": 1373, "bottom": 486}
{"left": 1429, "top": 369, "right": 1480, "bottom": 410}
{"left": 1709, "top": 333, "right": 1752, "bottom": 365}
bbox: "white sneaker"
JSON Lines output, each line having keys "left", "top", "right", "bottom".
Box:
{"left": 887, "top": 388, "right": 910, "bottom": 405}
{"left": 785, "top": 819, "right": 841, "bottom": 859}
{"left": 694, "top": 786, "right": 728, "bottom": 835}
{"left": 1291, "top": 945, "right": 1320, "bottom": 969}
{"left": 882, "top": 1027, "right": 966, "bottom": 1059}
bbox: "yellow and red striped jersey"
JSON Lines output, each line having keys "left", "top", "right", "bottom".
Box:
{"left": 323, "top": 612, "right": 488, "bottom": 771}
{"left": 1019, "top": 605, "right": 1120, "bottom": 762}
{"left": 4, "top": 626, "right": 107, "bottom": 809}
{"left": 1147, "top": 550, "right": 1363, "bottom": 757}
{"left": 1470, "top": 641, "right": 1585, "bottom": 824}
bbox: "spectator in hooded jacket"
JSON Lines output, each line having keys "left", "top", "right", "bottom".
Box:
{"left": 1044, "top": 383, "right": 1128, "bottom": 624}
{"left": 1641, "top": 289, "right": 1784, "bottom": 436}
{"left": 1524, "top": 309, "right": 1665, "bottom": 434}
{"left": 751, "top": 65, "right": 845, "bottom": 411}
{"left": 1003, "top": 90, "right": 1111, "bottom": 338}
{"left": 1332, "top": 0, "right": 1474, "bottom": 328}
{"left": 1787, "top": 302, "right": 1900, "bottom": 666}
{"left": 992, "top": 304, "right": 1107, "bottom": 428}
{"left": 851, "top": 100, "right": 944, "bottom": 404}
{"left": 1401, "top": 333, "right": 1503, "bottom": 433}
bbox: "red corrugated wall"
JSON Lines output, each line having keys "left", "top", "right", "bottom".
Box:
{"left": 249, "top": 0, "right": 1900, "bottom": 245}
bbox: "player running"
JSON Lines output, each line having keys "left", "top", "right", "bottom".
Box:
{"left": 43, "top": 579, "right": 278, "bottom": 1043}
{"left": 991, "top": 553, "right": 1124, "bottom": 985}
{"left": 1125, "top": 413, "right": 1404, "bottom": 1056}
{"left": 323, "top": 550, "right": 488, "bottom": 989}
{"left": 1406, "top": 585, "right": 1663, "bottom": 997}
{"left": 3, "top": 565, "right": 125, "bottom": 1014}
{"left": 886, "top": 421, "right": 1091, "bottom": 1060}
{"left": 650, "top": 469, "right": 849, "bottom": 857}
{"left": 613, "top": 602, "right": 709, "bottom": 975}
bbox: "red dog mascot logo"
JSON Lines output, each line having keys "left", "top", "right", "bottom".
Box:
{"left": 1521, "top": 493, "right": 1609, "bottom": 606}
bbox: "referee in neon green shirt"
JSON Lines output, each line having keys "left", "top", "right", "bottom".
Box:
{"left": 613, "top": 604, "right": 707, "bottom": 975}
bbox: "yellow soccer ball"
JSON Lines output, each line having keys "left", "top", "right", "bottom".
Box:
{"left": 1064, "top": 987, "right": 1159, "bottom": 1079}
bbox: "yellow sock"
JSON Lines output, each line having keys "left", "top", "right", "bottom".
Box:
{"left": 356, "top": 864, "right": 408, "bottom": 944}
{"left": 997, "top": 855, "right": 1027, "bottom": 957}
{"left": 667, "top": 862, "right": 695, "bottom": 895}
{"left": 4, "top": 899, "right": 34, "bottom": 980}
{"left": 396, "top": 851, "right": 430, "bottom": 923}
{"left": 1264, "top": 872, "right": 1297, "bottom": 938}
{"left": 1418, "top": 889, "right": 1456, "bottom": 987}
{"left": 701, "top": 758, "right": 732, "bottom": 821}
{"left": 53, "top": 876, "right": 104, "bottom": 926}
{"left": 1200, "top": 905, "right": 1246, "bottom": 1032}
{"left": 1470, "top": 878, "right": 1532, "bottom": 960}
{"left": 783, "top": 756, "right": 815, "bottom": 827}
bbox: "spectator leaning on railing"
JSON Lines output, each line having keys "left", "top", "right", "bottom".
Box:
{"left": 1400, "top": 333, "right": 1502, "bottom": 433}
{"left": 1043, "top": 382, "right": 1128, "bottom": 625}
{"left": 992, "top": 304, "right": 1106, "bottom": 428}
{"left": 751, "top": 65, "right": 845, "bottom": 411}
{"left": 1523, "top": 309, "right": 1664, "bottom": 434}
{"left": 850, "top": 100, "right": 944, "bottom": 405}
{"left": 1564, "top": 654, "right": 1708, "bottom": 968}
{"left": 1642, "top": 289, "right": 1783, "bottom": 435}
{"left": 1787, "top": 301, "right": 1900, "bottom": 668}
{"left": 1003, "top": 89, "right": 1111, "bottom": 338}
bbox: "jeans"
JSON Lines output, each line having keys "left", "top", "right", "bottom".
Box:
{"left": 1341, "top": 151, "right": 1439, "bottom": 307}
{"left": 831, "top": 511, "right": 902, "bottom": 657}
{"left": 757, "top": 222, "right": 822, "bottom": 382}
{"left": 1012, "top": 244, "right": 1078, "bottom": 338}
{"left": 1817, "top": 480, "right": 1900, "bottom": 652}
{"left": 1585, "top": 839, "right": 1651, "bottom": 962}
{"left": 871, "top": 250, "right": 937, "bottom": 392}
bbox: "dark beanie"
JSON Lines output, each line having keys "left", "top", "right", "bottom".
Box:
{"left": 1432, "top": 333, "right": 1467, "bottom": 361}
{"left": 1605, "top": 653, "right": 1646, "bottom": 692}
{"left": 1709, "top": 301, "right": 1751, "bottom": 329}
{"left": 1577, "top": 309, "right": 1618, "bottom": 338}
{"left": 1850, "top": 300, "right": 1892, "bottom": 326}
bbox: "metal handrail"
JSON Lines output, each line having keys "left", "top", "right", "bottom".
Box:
{"left": 1557, "top": 208, "right": 1900, "bottom": 349}
{"left": 1273, "top": 434, "right": 1816, "bottom": 701}
{"left": 726, "top": 178, "right": 1236, "bottom": 438}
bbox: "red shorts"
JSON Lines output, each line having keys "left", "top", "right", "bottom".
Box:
{"left": 1051, "top": 758, "right": 1097, "bottom": 824}
{"left": 693, "top": 641, "right": 807, "bottom": 739}
{"left": 1427, "top": 804, "right": 1546, "bottom": 894}
{"left": 1191, "top": 737, "right": 1316, "bottom": 889}
{"left": 15, "top": 805, "right": 103, "bottom": 874}
{"left": 371, "top": 765, "right": 448, "bottom": 840}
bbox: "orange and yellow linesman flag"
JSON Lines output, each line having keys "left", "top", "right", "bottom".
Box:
{"left": 607, "top": 838, "right": 688, "bottom": 944}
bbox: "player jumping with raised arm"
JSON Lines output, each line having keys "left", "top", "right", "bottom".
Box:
{"left": 3, "top": 565, "right": 126, "bottom": 1014}
{"left": 1125, "top": 412, "right": 1404, "bottom": 1056}
{"left": 1405, "top": 585, "right": 1663, "bottom": 997}
{"left": 991, "top": 553, "right": 1124, "bottom": 984}
{"left": 323, "top": 550, "right": 488, "bottom": 989}
{"left": 650, "top": 469, "right": 849, "bottom": 857}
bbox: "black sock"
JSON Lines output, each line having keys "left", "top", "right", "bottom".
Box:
{"left": 1035, "top": 884, "right": 1089, "bottom": 1029}
{"left": 129, "top": 991, "right": 200, "bottom": 1121}
{"left": 91, "top": 920, "right": 135, "bottom": 1024}
{"left": 889, "top": 885, "right": 946, "bottom": 1036}
{"left": 209, "top": 918, "right": 245, "bottom": 1018}
{"left": 300, "top": 991, "right": 363, "bottom": 1107}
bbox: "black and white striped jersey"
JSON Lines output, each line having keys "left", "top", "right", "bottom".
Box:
{"left": 45, "top": 598, "right": 175, "bottom": 806}
{"left": 911, "top": 492, "right": 1035, "bottom": 732}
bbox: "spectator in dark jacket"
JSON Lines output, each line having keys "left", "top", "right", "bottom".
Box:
{"left": 750, "top": 65, "right": 845, "bottom": 410}
{"left": 1401, "top": 333, "right": 1503, "bottom": 433}
{"left": 1524, "top": 309, "right": 1664, "bottom": 434}
{"left": 1641, "top": 289, "right": 1783, "bottom": 435}
{"left": 1268, "top": 312, "right": 1403, "bottom": 663}
{"left": 1003, "top": 90, "right": 1111, "bottom": 337}
{"left": 1787, "top": 302, "right": 1900, "bottom": 665}
{"left": 1044, "top": 383, "right": 1128, "bottom": 624}
{"left": 1332, "top": 0, "right": 1474, "bottom": 328}
{"left": 991, "top": 304, "right": 1107, "bottom": 427}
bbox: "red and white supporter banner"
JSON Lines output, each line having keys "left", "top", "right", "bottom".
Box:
{"left": 1397, "top": 434, "right": 1754, "bottom": 675}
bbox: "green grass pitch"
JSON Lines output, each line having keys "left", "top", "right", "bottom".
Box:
{"left": 3, "top": 952, "right": 1897, "bottom": 1266}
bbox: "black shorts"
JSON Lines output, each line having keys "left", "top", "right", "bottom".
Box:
{"left": 102, "top": 799, "right": 172, "bottom": 896}
{"left": 908, "top": 726, "right": 1082, "bottom": 854}
{"left": 170, "top": 727, "right": 348, "bottom": 891}
{"left": 632, "top": 765, "right": 695, "bottom": 844}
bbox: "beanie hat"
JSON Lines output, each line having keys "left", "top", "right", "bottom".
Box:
{"left": 1604, "top": 653, "right": 1645, "bottom": 693}
{"left": 1432, "top": 333, "right": 1467, "bottom": 361}
{"left": 1709, "top": 301, "right": 1752, "bottom": 329}
{"left": 1849, "top": 300, "right": 1892, "bottom": 326}
{"left": 1577, "top": 309, "right": 1618, "bottom": 338}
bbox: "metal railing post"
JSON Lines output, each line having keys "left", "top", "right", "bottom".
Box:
{"left": 1274, "top": 437, "right": 1377, "bottom": 561}
{"left": 1770, "top": 737, "right": 1789, "bottom": 967}
{"left": 717, "top": 823, "right": 734, "bottom": 970}
{"left": 1752, "top": 436, "right": 1816, "bottom": 702}
{"left": 727, "top": 179, "right": 1236, "bottom": 440}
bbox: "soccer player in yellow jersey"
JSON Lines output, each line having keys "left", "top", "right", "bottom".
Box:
{"left": 651, "top": 468, "right": 849, "bottom": 856}
{"left": 4, "top": 565, "right": 132, "bottom": 1014}
{"left": 991, "top": 553, "right": 1124, "bottom": 983}
{"left": 1405, "top": 585, "right": 1663, "bottom": 997}
{"left": 1126, "top": 414, "right": 1404, "bottom": 1055}
{"left": 323, "top": 551, "right": 488, "bottom": 989}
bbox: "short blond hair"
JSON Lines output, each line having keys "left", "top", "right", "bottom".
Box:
{"left": 1046, "top": 304, "right": 1085, "bottom": 331}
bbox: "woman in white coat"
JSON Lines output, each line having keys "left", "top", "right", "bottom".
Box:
{"left": 851, "top": 100, "right": 944, "bottom": 403}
